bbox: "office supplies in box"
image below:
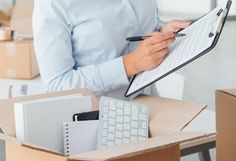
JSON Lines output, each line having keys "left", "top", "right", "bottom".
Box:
{"left": 14, "top": 94, "right": 92, "bottom": 153}
{"left": 97, "top": 97, "right": 149, "bottom": 149}
{"left": 63, "top": 120, "right": 99, "bottom": 156}
{"left": 0, "top": 40, "right": 39, "bottom": 79}
{"left": 216, "top": 89, "right": 236, "bottom": 161}
{"left": 0, "top": 89, "right": 214, "bottom": 161}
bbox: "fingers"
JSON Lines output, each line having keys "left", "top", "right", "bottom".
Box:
{"left": 170, "top": 20, "right": 191, "bottom": 29}
{"left": 146, "top": 32, "right": 175, "bottom": 45}
{"left": 150, "top": 38, "right": 174, "bottom": 53}
{"left": 153, "top": 48, "right": 169, "bottom": 60}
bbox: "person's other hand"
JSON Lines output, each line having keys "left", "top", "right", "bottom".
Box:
{"left": 160, "top": 20, "right": 191, "bottom": 33}
{"left": 123, "top": 32, "right": 175, "bottom": 78}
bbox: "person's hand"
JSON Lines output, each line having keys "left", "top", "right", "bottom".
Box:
{"left": 123, "top": 32, "right": 175, "bottom": 78}
{"left": 160, "top": 20, "right": 191, "bottom": 33}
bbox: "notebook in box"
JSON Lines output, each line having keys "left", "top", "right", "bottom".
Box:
{"left": 14, "top": 94, "right": 92, "bottom": 153}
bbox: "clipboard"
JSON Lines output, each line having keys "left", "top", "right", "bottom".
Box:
{"left": 125, "top": 0, "right": 232, "bottom": 97}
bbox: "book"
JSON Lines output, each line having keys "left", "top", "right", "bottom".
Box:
{"left": 14, "top": 94, "right": 92, "bottom": 153}
{"left": 63, "top": 120, "right": 99, "bottom": 156}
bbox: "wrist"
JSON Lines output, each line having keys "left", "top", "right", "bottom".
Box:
{"left": 123, "top": 53, "right": 139, "bottom": 78}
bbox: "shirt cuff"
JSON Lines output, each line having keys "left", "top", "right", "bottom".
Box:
{"left": 98, "top": 57, "right": 130, "bottom": 92}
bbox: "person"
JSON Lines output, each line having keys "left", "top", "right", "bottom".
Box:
{"left": 33, "top": 0, "right": 190, "bottom": 100}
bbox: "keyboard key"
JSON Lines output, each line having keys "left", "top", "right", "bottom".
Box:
{"left": 103, "top": 114, "right": 108, "bottom": 121}
{"left": 132, "top": 106, "right": 139, "bottom": 120}
{"left": 103, "top": 98, "right": 110, "bottom": 106}
{"left": 103, "top": 122, "right": 108, "bottom": 129}
{"left": 108, "top": 126, "right": 115, "bottom": 133}
{"left": 131, "top": 129, "right": 138, "bottom": 135}
{"left": 131, "top": 121, "right": 138, "bottom": 128}
{"left": 138, "top": 129, "right": 146, "bottom": 136}
{"left": 117, "top": 101, "right": 123, "bottom": 108}
{"left": 115, "top": 139, "right": 122, "bottom": 145}
{"left": 141, "top": 107, "right": 147, "bottom": 114}
{"left": 109, "top": 111, "right": 116, "bottom": 118}
{"left": 124, "top": 116, "right": 131, "bottom": 123}
{"left": 142, "top": 122, "right": 147, "bottom": 128}
{"left": 116, "top": 124, "right": 123, "bottom": 131}
{"left": 108, "top": 133, "right": 115, "bottom": 140}
{"left": 116, "top": 116, "right": 123, "bottom": 123}
{"left": 102, "top": 138, "right": 107, "bottom": 145}
{"left": 123, "top": 131, "right": 130, "bottom": 137}
{"left": 103, "top": 130, "right": 108, "bottom": 137}
{"left": 139, "top": 114, "right": 146, "bottom": 121}
{"left": 124, "top": 123, "right": 130, "bottom": 130}
{"left": 117, "top": 109, "right": 123, "bottom": 116}
{"left": 109, "top": 118, "right": 115, "bottom": 125}
{"left": 124, "top": 104, "right": 131, "bottom": 115}
{"left": 116, "top": 131, "right": 122, "bottom": 139}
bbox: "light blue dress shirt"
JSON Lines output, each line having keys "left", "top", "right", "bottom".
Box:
{"left": 33, "top": 0, "right": 163, "bottom": 100}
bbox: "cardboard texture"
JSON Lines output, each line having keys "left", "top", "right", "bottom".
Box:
{"left": 216, "top": 89, "right": 236, "bottom": 161}
{"left": 10, "top": 0, "right": 33, "bottom": 36}
{"left": 132, "top": 95, "right": 206, "bottom": 137}
{"left": 0, "top": 40, "right": 39, "bottom": 79}
{"left": 0, "top": 89, "right": 211, "bottom": 161}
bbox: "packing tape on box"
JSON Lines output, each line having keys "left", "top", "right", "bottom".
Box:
{"left": 0, "top": 27, "right": 13, "bottom": 41}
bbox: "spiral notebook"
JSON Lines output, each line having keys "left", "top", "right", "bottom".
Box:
{"left": 63, "top": 120, "right": 99, "bottom": 156}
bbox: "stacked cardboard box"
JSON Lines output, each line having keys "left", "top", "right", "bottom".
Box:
{"left": 216, "top": 89, "right": 236, "bottom": 161}
{"left": 0, "top": 0, "right": 39, "bottom": 79}
{"left": 0, "top": 89, "right": 215, "bottom": 161}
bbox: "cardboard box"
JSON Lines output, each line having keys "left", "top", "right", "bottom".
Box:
{"left": 10, "top": 0, "right": 33, "bottom": 36}
{"left": 216, "top": 89, "right": 236, "bottom": 161}
{"left": 0, "top": 89, "right": 212, "bottom": 161}
{"left": 0, "top": 11, "right": 11, "bottom": 26}
{"left": 0, "top": 40, "right": 39, "bottom": 79}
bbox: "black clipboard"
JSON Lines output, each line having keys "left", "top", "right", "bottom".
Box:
{"left": 125, "top": 0, "right": 232, "bottom": 97}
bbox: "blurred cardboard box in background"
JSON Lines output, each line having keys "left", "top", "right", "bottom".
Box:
{"left": 0, "top": 40, "right": 39, "bottom": 79}
{"left": 216, "top": 89, "right": 236, "bottom": 161}
{"left": 0, "top": 10, "right": 11, "bottom": 26}
{"left": 0, "top": 0, "right": 38, "bottom": 79}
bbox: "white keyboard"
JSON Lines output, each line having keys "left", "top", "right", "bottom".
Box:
{"left": 97, "top": 97, "right": 148, "bottom": 148}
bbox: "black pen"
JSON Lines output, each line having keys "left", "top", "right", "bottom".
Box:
{"left": 126, "top": 33, "right": 186, "bottom": 42}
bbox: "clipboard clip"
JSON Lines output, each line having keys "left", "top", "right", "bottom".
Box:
{"left": 209, "top": 8, "right": 228, "bottom": 38}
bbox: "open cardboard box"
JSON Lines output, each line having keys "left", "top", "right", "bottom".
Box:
{"left": 0, "top": 89, "right": 213, "bottom": 161}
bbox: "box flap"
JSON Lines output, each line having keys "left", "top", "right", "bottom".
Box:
{"left": 216, "top": 89, "right": 236, "bottom": 97}
{"left": 0, "top": 88, "right": 99, "bottom": 136}
{"left": 10, "top": 0, "right": 34, "bottom": 36}
{"left": 71, "top": 132, "right": 207, "bottom": 161}
{"left": 132, "top": 95, "right": 207, "bottom": 133}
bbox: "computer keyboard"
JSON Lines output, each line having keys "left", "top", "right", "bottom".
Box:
{"left": 97, "top": 97, "right": 149, "bottom": 148}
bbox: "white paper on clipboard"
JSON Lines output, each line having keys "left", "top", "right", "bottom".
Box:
{"left": 126, "top": 1, "right": 231, "bottom": 97}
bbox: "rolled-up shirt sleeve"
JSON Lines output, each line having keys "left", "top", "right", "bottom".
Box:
{"left": 33, "top": 0, "right": 129, "bottom": 95}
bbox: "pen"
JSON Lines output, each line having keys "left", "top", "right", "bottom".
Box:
{"left": 126, "top": 33, "right": 186, "bottom": 42}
